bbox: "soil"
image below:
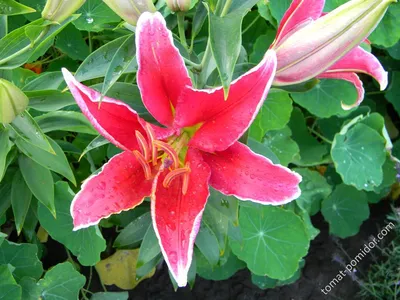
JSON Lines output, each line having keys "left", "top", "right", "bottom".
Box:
{"left": 70, "top": 198, "right": 396, "bottom": 300}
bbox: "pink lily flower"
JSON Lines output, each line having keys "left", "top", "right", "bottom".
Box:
{"left": 271, "top": 0, "right": 394, "bottom": 109}
{"left": 63, "top": 12, "right": 302, "bottom": 287}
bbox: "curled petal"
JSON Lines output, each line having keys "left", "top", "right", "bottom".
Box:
{"left": 273, "top": 0, "right": 325, "bottom": 47}
{"left": 151, "top": 148, "right": 211, "bottom": 287}
{"left": 324, "top": 46, "right": 388, "bottom": 91}
{"left": 202, "top": 142, "right": 301, "bottom": 205}
{"left": 174, "top": 50, "right": 277, "bottom": 153}
{"left": 136, "top": 12, "right": 192, "bottom": 127}
{"left": 62, "top": 69, "right": 173, "bottom": 151}
{"left": 71, "top": 152, "right": 153, "bottom": 230}
{"left": 318, "top": 72, "right": 365, "bottom": 109}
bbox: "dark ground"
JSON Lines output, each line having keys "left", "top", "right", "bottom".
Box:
{"left": 68, "top": 198, "right": 395, "bottom": 300}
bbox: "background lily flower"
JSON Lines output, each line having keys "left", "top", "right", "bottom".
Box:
{"left": 271, "top": 0, "right": 395, "bottom": 108}
{"left": 63, "top": 12, "right": 301, "bottom": 287}
{"left": 103, "top": 0, "right": 156, "bottom": 26}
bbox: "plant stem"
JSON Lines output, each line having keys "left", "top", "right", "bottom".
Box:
{"left": 308, "top": 127, "right": 333, "bottom": 144}
{"left": 177, "top": 12, "right": 188, "bottom": 49}
{"left": 0, "top": 27, "right": 49, "bottom": 65}
{"left": 88, "top": 31, "right": 93, "bottom": 53}
{"left": 220, "top": 0, "right": 233, "bottom": 17}
{"left": 183, "top": 56, "right": 202, "bottom": 70}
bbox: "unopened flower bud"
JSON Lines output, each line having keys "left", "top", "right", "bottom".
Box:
{"left": 42, "top": 0, "right": 85, "bottom": 23}
{"left": 0, "top": 79, "right": 29, "bottom": 124}
{"left": 166, "top": 0, "right": 191, "bottom": 12}
{"left": 103, "top": 0, "right": 156, "bottom": 26}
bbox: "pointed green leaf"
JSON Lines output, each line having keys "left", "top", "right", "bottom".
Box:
{"left": 37, "top": 182, "right": 106, "bottom": 266}
{"left": 26, "top": 90, "right": 75, "bottom": 112}
{"left": 195, "top": 222, "right": 221, "bottom": 266}
{"left": 11, "top": 169, "right": 32, "bottom": 234}
{"left": 137, "top": 224, "right": 161, "bottom": 268}
{"left": 113, "top": 212, "right": 151, "bottom": 248}
{"left": 0, "top": 128, "right": 12, "bottom": 180}
{"left": 0, "top": 0, "right": 35, "bottom": 16}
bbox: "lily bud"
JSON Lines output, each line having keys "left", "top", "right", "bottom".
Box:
{"left": 103, "top": 0, "right": 156, "bottom": 26}
{"left": 166, "top": 0, "right": 191, "bottom": 12}
{"left": 0, "top": 79, "right": 29, "bottom": 124}
{"left": 273, "top": 0, "right": 395, "bottom": 86}
{"left": 42, "top": 0, "right": 85, "bottom": 23}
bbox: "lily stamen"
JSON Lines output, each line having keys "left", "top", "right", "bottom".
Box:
{"left": 163, "top": 163, "right": 191, "bottom": 193}
{"left": 153, "top": 140, "right": 180, "bottom": 169}
{"left": 133, "top": 150, "right": 152, "bottom": 180}
{"left": 135, "top": 131, "right": 150, "bottom": 160}
{"left": 144, "top": 123, "right": 158, "bottom": 165}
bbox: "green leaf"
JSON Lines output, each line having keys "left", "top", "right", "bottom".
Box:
{"left": 0, "top": 0, "right": 35, "bottom": 16}
{"left": 191, "top": 2, "right": 208, "bottom": 45}
{"left": 0, "top": 16, "right": 78, "bottom": 69}
{"left": 73, "top": 0, "right": 121, "bottom": 32}
{"left": 291, "top": 79, "right": 357, "bottom": 118}
{"left": 91, "top": 292, "right": 129, "bottom": 300}
{"left": 249, "top": 31, "right": 276, "bottom": 64}
{"left": 137, "top": 223, "right": 161, "bottom": 268}
{"left": 55, "top": 24, "right": 90, "bottom": 61}
{"left": 323, "top": 0, "right": 348, "bottom": 12}
{"left": 385, "top": 71, "right": 400, "bottom": 116}
{"left": 19, "top": 155, "right": 55, "bottom": 216}
{"left": 9, "top": 111, "right": 54, "bottom": 154}
{"left": 263, "top": 126, "right": 299, "bottom": 166}
{"left": 23, "top": 71, "right": 64, "bottom": 91}
{"left": 369, "top": 2, "right": 400, "bottom": 47}
{"left": 268, "top": 0, "right": 291, "bottom": 23}
{"left": 16, "top": 137, "right": 76, "bottom": 185}
{"left": 19, "top": 277, "right": 41, "bottom": 300}
{"left": 372, "top": 156, "right": 397, "bottom": 194}
{"left": 195, "top": 247, "right": 245, "bottom": 280}
{"left": 0, "top": 264, "right": 21, "bottom": 300}
{"left": 250, "top": 91, "right": 293, "bottom": 140}
{"left": 37, "top": 262, "right": 86, "bottom": 300}
{"left": 80, "top": 135, "right": 109, "bottom": 161}
{"left": 332, "top": 123, "right": 386, "bottom": 191}
{"left": 248, "top": 138, "right": 280, "bottom": 164}
{"left": 195, "top": 222, "right": 221, "bottom": 266}
{"left": 288, "top": 108, "right": 329, "bottom": 166}
{"left": 102, "top": 34, "right": 136, "bottom": 97}
{"left": 208, "top": 188, "right": 239, "bottom": 224}
{"left": 11, "top": 169, "right": 32, "bottom": 234}
{"left": 113, "top": 212, "right": 151, "bottom": 248}
{"left": 0, "top": 240, "right": 43, "bottom": 281}
{"left": 75, "top": 35, "right": 137, "bottom": 82}
{"left": 26, "top": 90, "right": 76, "bottom": 112}
{"left": 294, "top": 169, "right": 332, "bottom": 216}
{"left": 37, "top": 182, "right": 106, "bottom": 266}
{"left": 22, "top": 199, "right": 38, "bottom": 242}
{"left": 0, "top": 128, "right": 12, "bottom": 180}
{"left": 230, "top": 205, "right": 309, "bottom": 280}
{"left": 208, "top": 8, "right": 243, "bottom": 97}
{"left": 35, "top": 111, "right": 97, "bottom": 135}
{"left": 321, "top": 184, "right": 370, "bottom": 238}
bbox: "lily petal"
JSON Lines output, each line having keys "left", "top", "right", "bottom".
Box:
{"left": 71, "top": 151, "right": 153, "bottom": 230}
{"left": 202, "top": 142, "right": 301, "bottom": 205}
{"left": 317, "top": 72, "right": 365, "bottom": 109}
{"left": 151, "top": 148, "right": 211, "bottom": 287}
{"left": 174, "top": 50, "right": 277, "bottom": 153}
{"left": 274, "top": 0, "right": 325, "bottom": 47}
{"left": 136, "top": 12, "right": 192, "bottom": 127}
{"left": 323, "top": 46, "right": 388, "bottom": 91}
{"left": 62, "top": 69, "right": 173, "bottom": 151}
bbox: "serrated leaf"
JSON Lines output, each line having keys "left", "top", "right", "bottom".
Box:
{"left": 291, "top": 79, "right": 356, "bottom": 118}
{"left": 9, "top": 111, "right": 54, "bottom": 154}
{"left": 73, "top": 0, "right": 121, "bottom": 32}
{"left": 321, "top": 184, "right": 370, "bottom": 238}
{"left": 230, "top": 205, "right": 309, "bottom": 280}
{"left": 0, "top": 240, "right": 43, "bottom": 281}
{"left": 37, "top": 182, "right": 106, "bottom": 266}
{"left": 332, "top": 123, "right": 386, "bottom": 191}
{"left": 16, "top": 137, "right": 76, "bottom": 185}
{"left": 250, "top": 91, "right": 293, "bottom": 140}
{"left": 11, "top": 169, "right": 32, "bottom": 234}
{"left": 294, "top": 169, "right": 332, "bottom": 216}
{"left": 19, "top": 155, "right": 55, "bottom": 216}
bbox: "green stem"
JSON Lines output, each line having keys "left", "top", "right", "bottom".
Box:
{"left": 309, "top": 127, "right": 332, "bottom": 144}
{"left": 183, "top": 57, "right": 202, "bottom": 70}
{"left": 88, "top": 31, "right": 93, "bottom": 53}
{"left": 0, "top": 27, "right": 49, "bottom": 65}
{"left": 220, "top": 0, "right": 233, "bottom": 17}
{"left": 177, "top": 12, "right": 188, "bottom": 49}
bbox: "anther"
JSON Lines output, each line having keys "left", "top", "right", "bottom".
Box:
{"left": 144, "top": 123, "right": 158, "bottom": 166}
{"left": 135, "top": 131, "right": 150, "bottom": 161}
{"left": 182, "top": 163, "right": 191, "bottom": 195}
{"left": 153, "top": 140, "right": 180, "bottom": 169}
{"left": 163, "top": 163, "right": 191, "bottom": 193}
{"left": 133, "top": 150, "right": 152, "bottom": 180}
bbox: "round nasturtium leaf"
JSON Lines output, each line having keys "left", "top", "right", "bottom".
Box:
{"left": 291, "top": 79, "right": 357, "bottom": 118}
{"left": 321, "top": 184, "right": 370, "bottom": 238}
{"left": 332, "top": 123, "right": 386, "bottom": 191}
{"left": 230, "top": 205, "right": 309, "bottom": 280}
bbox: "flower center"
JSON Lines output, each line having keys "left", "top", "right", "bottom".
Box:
{"left": 133, "top": 123, "right": 191, "bottom": 194}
